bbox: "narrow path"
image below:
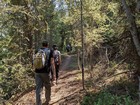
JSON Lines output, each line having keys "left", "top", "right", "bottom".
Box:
{"left": 14, "top": 55, "right": 84, "bottom": 105}
{"left": 60, "top": 55, "right": 72, "bottom": 71}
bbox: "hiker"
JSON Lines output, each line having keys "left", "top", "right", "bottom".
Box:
{"left": 66, "top": 44, "right": 70, "bottom": 52}
{"left": 33, "top": 41, "right": 55, "bottom": 105}
{"left": 50, "top": 44, "right": 61, "bottom": 84}
{"left": 66, "top": 44, "right": 72, "bottom": 52}
{"left": 53, "top": 45, "right": 61, "bottom": 84}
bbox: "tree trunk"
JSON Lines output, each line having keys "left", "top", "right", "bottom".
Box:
{"left": 80, "top": 0, "right": 85, "bottom": 90}
{"left": 77, "top": 49, "right": 81, "bottom": 70}
{"left": 121, "top": 0, "right": 140, "bottom": 57}
{"left": 60, "top": 35, "right": 65, "bottom": 51}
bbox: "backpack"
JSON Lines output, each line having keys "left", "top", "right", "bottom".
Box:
{"left": 33, "top": 49, "right": 48, "bottom": 69}
{"left": 53, "top": 50, "right": 60, "bottom": 64}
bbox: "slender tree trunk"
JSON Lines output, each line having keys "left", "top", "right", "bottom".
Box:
{"left": 80, "top": 0, "right": 85, "bottom": 90}
{"left": 60, "top": 34, "right": 65, "bottom": 51}
{"left": 77, "top": 49, "right": 81, "bottom": 70}
{"left": 121, "top": 0, "right": 140, "bottom": 57}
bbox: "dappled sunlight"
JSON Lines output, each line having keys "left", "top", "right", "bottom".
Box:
{"left": 1, "top": 0, "right": 140, "bottom": 104}
{"left": 13, "top": 55, "right": 85, "bottom": 105}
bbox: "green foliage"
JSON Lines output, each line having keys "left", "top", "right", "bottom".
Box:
{"left": 0, "top": 0, "right": 140, "bottom": 103}
{"left": 0, "top": 0, "right": 54, "bottom": 100}
{"left": 0, "top": 63, "right": 34, "bottom": 100}
{"left": 63, "top": 0, "right": 122, "bottom": 48}
{"left": 81, "top": 91, "right": 138, "bottom": 105}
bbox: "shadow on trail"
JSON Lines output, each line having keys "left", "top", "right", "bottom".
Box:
{"left": 49, "top": 89, "right": 83, "bottom": 105}
{"left": 59, "top": 70, "right": 81, "bottom": 80}
{"left": 49, "top": 54, "right": 85, "bottom": 104}
{"left": 11, "top": 54, "right": 83, "bottom": 105}
{"left": 10, "top": 86, "right": 35, "bottom": 103}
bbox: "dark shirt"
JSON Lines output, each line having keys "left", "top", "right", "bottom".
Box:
{"left": 35, "top": 48, "right": 53, "bottom": 73}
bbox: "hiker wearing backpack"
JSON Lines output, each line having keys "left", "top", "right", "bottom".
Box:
{"left": 33, "top": 41, "right": 55, "bottom": 105}
{"left": 66, "top": 44, "right": 70, "bottom": 52}
{"left": 52, "top": 44, "right": 61, "bottom": 84}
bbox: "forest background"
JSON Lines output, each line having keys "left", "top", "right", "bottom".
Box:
{"left": 0, "top": 0, "right": 140, "bottom": 104}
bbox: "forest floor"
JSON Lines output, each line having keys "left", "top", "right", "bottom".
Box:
{"left": 13, "top": 54, "right": 85, "bottom": 105}
{"left": 6, "top": 54, "right": 138, "bottom": 105}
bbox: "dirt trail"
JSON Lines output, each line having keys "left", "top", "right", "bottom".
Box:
{"left": 14, "top": 55, "right": 84, "bottom": 105}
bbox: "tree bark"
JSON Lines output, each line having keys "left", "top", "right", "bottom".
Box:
{"left": 121, "top": 0, "right": 140, "bottom": 57}
{"left": 77, "top": 49, "right": 81, "bottom": 70}
{"left": 80, "top": 0, "right": 85, "bottom": 90}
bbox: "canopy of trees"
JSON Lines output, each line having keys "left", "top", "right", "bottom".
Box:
{"left": 0, "top": 0, "right": 140, "bottom": 103}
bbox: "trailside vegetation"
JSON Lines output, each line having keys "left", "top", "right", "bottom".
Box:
{"left": 0, "top": 0, "right": 140, "bottom": 104}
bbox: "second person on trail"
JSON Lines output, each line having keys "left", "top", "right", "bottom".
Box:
{"left": 51, "top": 44, "right": 61, "bottom": 84}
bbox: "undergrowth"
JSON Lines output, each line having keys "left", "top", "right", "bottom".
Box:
{"left": 81, "top": 91, "right": 139, "bottom": 105}
{"left": 81, "top": 59, "right": 139, "bottom": 105}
